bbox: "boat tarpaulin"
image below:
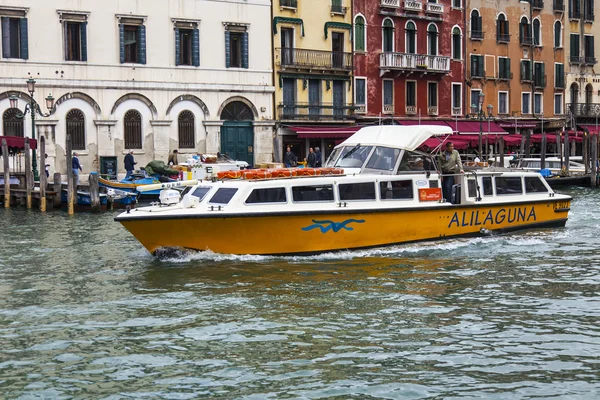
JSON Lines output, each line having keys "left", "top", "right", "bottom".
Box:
{"left": 340, "top": 125, "right": 453, "bottom": 151}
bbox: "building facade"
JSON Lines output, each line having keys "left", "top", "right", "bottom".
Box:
{"left": 273, "top": 0, "right": 355, "bottom": 163}
{"left": 466, "top": 0, "right": 566, "bottom": 139}
{"left": 0, "top": 0, "right": 275, "bottom": 177}
{"left": 353, "top": 0, "right": 464, "bottom": 124}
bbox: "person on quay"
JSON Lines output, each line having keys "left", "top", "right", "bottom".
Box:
{"left": 314, "top": 147, "right": 322, "bottom": 168}
{"left": 284, "top": 146, "right": 297, "bottom": 168}
{"left": 168, "top": 149, "right": 179, "bottom": 166}
{"left": 307, "top": 147, "right": 317, "bottom": 168}
{"left": 124, "top": 150, "right": 137, "bottom": 179}
{"left": 44, "top": 153, "right": 50, "bottom": 178}
{"left": 438, "top": 142, "right": 463, "bottom": 202}
{"left": 72, "top": 152, "right": 82, "bottom": 186}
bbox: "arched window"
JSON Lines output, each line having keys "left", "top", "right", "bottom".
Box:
{"left": 532, "top": 18, "right": 541, "bottom": 46}
{"left": 3, "top": 108, "right": 23, "bottom": 137}
{"left": 354, "top": 15, "right": 366, "bottom": 52}
{"left": 405, "top": 21, "right": 416, "bottom": 54}
{"left": 427, "top": 24, "right": 438, "bottom": 56}
{"left": 382, "top": 19, "right": 394, "bottom": 52}
{"left": 124, "top": 110, "right": 142, "bottom": 149}
{"left": 554, "top": 21, "right": 562, "bottom": 48}
{"left": 570, "top": 82, "right": 579, "bottom": 104}
{"left": 66, "top": 109, "right": 86, "bottom": 150}
{"left": 470, "top": 10, "right": 482, "bottom": 39}
{"left": 178, "top": 110, "right": 195, "bottom": 149}
{"left": 586, "top": 83, "right": 593, "bottom": 104}
{"left": 497, "top": 14, "right": 509, "bottom": 42}
{"left": 452, "top": 27, "right": 462, "bottom": 60}
{"left": 520, "top": 17, "right": 531, "bottom": 45}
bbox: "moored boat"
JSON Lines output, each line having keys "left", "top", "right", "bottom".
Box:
{"left": 115, "top": 125, "right": 572, "bottom": 256}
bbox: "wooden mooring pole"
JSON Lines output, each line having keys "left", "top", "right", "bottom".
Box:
{"left": 592, "top": 133, "right": 598, "bottom": 188}
{"left": 39, "top": 137, "right": 47, "bottom": 212}
{"left": 2, "top": 139, "right": 9, "bottom": 208}
{"left": 89, "top": 172, "right": 100, "bottom": 212}
{"left": 24, "top": 138, "right": 32, "bottom": 209}
{"left": 499, "top": 137, "right": 505, "bottom": 167}
{"left": 66, "top": 134, "right": 74, "bottom": 215}
{"left": 584, "top": 133, "right": 590, "bottom": 175}
{"left": 53, "top": 173, "right": 61, "bottom": 208}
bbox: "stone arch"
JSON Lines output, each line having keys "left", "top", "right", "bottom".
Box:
{"left": 111, "top": 93, "right": 158, "bottom": 119}
{"left": 0, "top": 91, "right": 33, "bottom": 104}
{"left": 55, "top": 92, "right": 101, "bottom": 116}
{"left": 218, "top": 96, "right": 258, "bottom": 120}
{"left": 166, "top": 94, "right": 210, "bottom": 119}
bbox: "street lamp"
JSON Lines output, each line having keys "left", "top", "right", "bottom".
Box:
{"left": 486, "top": 104, "right": 493, "bottom": 161}
{"left": 9, "top": 78, "right": 56, "bottom": 181}
{"left": 475, "top": 93, "right": 485, "bottom": 159}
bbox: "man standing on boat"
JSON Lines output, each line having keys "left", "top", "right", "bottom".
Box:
{"left": 439, "top": 142, "right": 464, "bottom": 202}
{"left": 124, "top": 150, "right": 137, "bottom": 179}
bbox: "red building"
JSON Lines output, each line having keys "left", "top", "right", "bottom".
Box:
{"left": 353, "top": 0, "right": 465, "bottom": 123}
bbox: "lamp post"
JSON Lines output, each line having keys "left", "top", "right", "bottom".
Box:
{"left": 9, "top": 78, "right": 55, "bottom": 181}
{"left": 486, "top": 104, "right": 493, "bottom": 162}
{"left": 477, "top": 93, "right": 485, "bottom": 159}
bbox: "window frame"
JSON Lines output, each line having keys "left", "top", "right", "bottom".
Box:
{"left": 354, "top": 14, "right": 366, "bottom": 52}
{"left": 208, "top": 187, "right": 239, "bottom": 204}
{"left": 379, "top": 180, "right": 414, "bottom": 201}
{"left": 338, "top": 182, "right": 377, "bottom": 202}
{"left": 382, "top": 18, "right": 395, "bottom": 53}
{"left": 383, "top": 78, "right": 394, "bottom": 107}
{"left": 533, "top": 92, "right": 543, "bottom": 114}
{"left": 291, "top": 184, "right": 335, "bottom": 203}
{"left": 452, "top": 83, "right": 462, "bottom": 116}
{"left": 522, "top": 92, "right": 532, "bottom": 115}
{"left": 451, "top": 26, "right": 462, "bottom": 60}
{"left": 66, "top": 108, "right": 86, "bottom": 150}
{"left": 355, "top": 76, "right": 367, "bottom": 113}
{"left": 244, "top": 187, "right": 288, "bottom": 205}
{"left": 554, "top": 93, "right": 563, "bottom": 115}
{"left": 498, "top": 91, "right": 509, "bottom": 115}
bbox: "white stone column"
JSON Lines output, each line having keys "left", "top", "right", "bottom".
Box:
{"left": 35, "top": 120, "right": 58, "bottom": 174}
{"left": 253, "top": 120, "right": 276, "bottom": 164}
{"left": 94, "top": 120, "right": 118, "bottom": 158}
{"left": 203, "top": 120, "right": 224, "bottom": 154}
{"left": 150, "top": 120, "right": 172, "bottom": 162}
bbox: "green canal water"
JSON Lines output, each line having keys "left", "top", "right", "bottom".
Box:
{"left": 1, "top": 188, "right": 599, "bottom": 399}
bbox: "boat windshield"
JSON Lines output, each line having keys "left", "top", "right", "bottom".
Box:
{"left": 334, "top": 145, "right": 374, "bottom": 168}
{"left": 324, "top": 147, "right": 342, "bottom": 168}
{"left": 365, "top": 146, "right": 401, "bottom": 171}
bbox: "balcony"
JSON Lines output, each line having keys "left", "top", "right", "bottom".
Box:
{"left": 497, "top": 33, "right": 510, "bottom": 43}
{"left": 570, "top": 56, "right": 582, "bottom": 64}
{"left": 379, "top": 53, "right": 451, "bottom": 74}
{"left": 427, "top": 106, "right": 438, "bottom": 115}
{"left": 585, "top": 56, "right": 597, "bottom": 65}
{"left": 331, "top": 4, "right": 347, "bottom": 15}
{"left": 277, "top": 48, "right": 352, "bottom": 71}
{"left": 566, "top": 103, "right": 600, "bottom": 117}
{"left": 426, "top": 2, "right": 444, "bottom": 14}
{"left": 553, "top": 0, "right": 564, "bottom": 11}
{"left": 404, "top": 0, "right": 423, "bottom": 12}
{"left": 470, "top": 30, "right": 484, "bottom": 40}
{"left": 383, "top": 104, "right": 395, "bottom": 114}
{"left": 278, "top": 103, "right": 356, "bottom": 120}
{"left": 406, "top": 105, "right": 417, "bottom": 115}
{"left": 532, "top": 0, "right": 544, "bottom": 10}
{"left": 381, "top": 0, "right": 400, "bottom": 8}
{"left": 355, "top": 104, "right": 366, "bottom": 114}
{"left": 452, "top": 107, "right": 462, "bottom": 116}
{"left": 520, "top": 36, "right": 533, "bottom": 46}
{"left": 279, "top": 0, "right": 297, "bottom": 9}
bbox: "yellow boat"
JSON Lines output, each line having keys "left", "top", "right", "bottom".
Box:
{"left": 115, "top": 125, "right": 571, "bottom": 255}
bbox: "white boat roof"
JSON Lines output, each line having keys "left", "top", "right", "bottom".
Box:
{"left": 338, "top": 125, "right": 452, "bottom": 151}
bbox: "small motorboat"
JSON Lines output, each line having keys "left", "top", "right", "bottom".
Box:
{"left": 61, "top": 189, "right": 108, "bottom": 206}
{"left": 99, "top": 172, "right": 176, "bottom": 198}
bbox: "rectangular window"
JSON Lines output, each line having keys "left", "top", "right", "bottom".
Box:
{"left": 177, "top": 29, "right": 193, "bottom": 65}
{"left": 520, "top": 60, "right": 532, "bottom": 81}
{"left": 534, "top": 93, "right": 543, "bottom": 114}
{"left": 555, "top": 63, "right": 564, "bottom": 88}
{"left": 585, "top": 35, "right": 595, "bottom": 63}
{"left": 292, "top": 185, "right": 334, "bottom": 202}
{"left": 470, "top": 89, "right": 481, "bottom": 110}
{"left": 470, "top": 54, "right": 484, "bottom": 77}
{"left": 495, "top": 177, "right": 523, "bottom": 195}
{"left": 522, "top": 92, "right": 531, "bottom": 114}
{"left": 355, "top": 78, "right": 366, "bottom": 106}
{"left": 245, "top": 188, "right": 287, "bottom": 204}
{"left": 230, "top": 32, "right": 243, "bottom": 67}
{"left": 467, "top": 179, "right": 477, "bottom": 198}
{"left": 525, "top": 177, "right": 548, "bottom": 193}
{"left": 482, "top": 176, "right": 493, "bottom": 196}
{"left": 534, "top": 62, "right": 545, "bottom": 87}
{"left": 427, "top": 82, "right": 438, "bottom": 107}
{"left": 64, "top": 21, "right": 86, "bottom": 61}
{"left": 1, "top": 16, "right": 28, "bottom": 59}
{"left": 498, "top": 91, "right": 508, "bottom": 114}
{"left": 380, "top": 180, "right": 414, "bottom": 200}
{"left": 225, "top": 27, "right": 249, "bottom": 69}
{"left": 339, "top": 182, "right": 376, "bottom": 201}
{"left": 452, "top": 83, "right": 462, "bottom": 115}
{"left": 570, "top": 34, "right": 580, "bottom": 62}
{"left": 554, "top": 93, "right": 563, "bottom": 114}
{"left": 209, "top": 188, "right": 238, "bottom": 204}
{"left": 453, "top": 0, "right": 462, "bottom": 7}
{"left": 498, "top": 57, "right": 511, "bottom": 79}
{"left": 190, "top": 187, "right": 211, "bottom": 201}
{"left": 120, "top": 24, "right": 146, "bottom": 64}
{"left": 406, "top": 81, "right": 416, "bottom": 107}
{"left": 383, "top": 79, "right": 393, "bottom": 106}
{"left": 366, "top": 147, "right": 401, "bottom": 171}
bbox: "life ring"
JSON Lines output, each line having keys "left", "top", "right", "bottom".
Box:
{"left": 217, "top": 170, "right": 242, "bottom": 179}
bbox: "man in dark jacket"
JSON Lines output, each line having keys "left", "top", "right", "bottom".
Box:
{"left": 307, "top": 147, "right": 317, "bottom": 168}
{"left": 124, "top": 150, "right": 137, "bottom": 179}
{"left": 283, "top": 146, "right": 297, "bottom": 168}
{"left": 72, "top": 152, "right": 82, "bottom": 186}
{"left": 314, "top": 147, "right": 322, "bottom": 168}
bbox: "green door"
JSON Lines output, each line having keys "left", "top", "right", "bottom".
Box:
{"left": 221, "top": 121, "right": 254, "bottom": 166}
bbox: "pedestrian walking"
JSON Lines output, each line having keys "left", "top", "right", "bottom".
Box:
{"left": 124, "top": 150, "right": 137, "bottom": 179}
{"left": 284, "top": 146, "right": 297, "bottom": 168}
{"left": 72, "top": 152, "right": 82, "bottom": 186}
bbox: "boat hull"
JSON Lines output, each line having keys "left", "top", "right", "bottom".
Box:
{"left": 118, "top": 199, "right": 570, "bottom": 255}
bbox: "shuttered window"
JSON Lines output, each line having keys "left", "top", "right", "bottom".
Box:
{"left": 1, "top": 17, "right": 28, "bottom": 59}
{"left": 64, "top": 21, "right": 87, "bottom": 61}
{"left": 471, "top": 54, "right": 484, "bottom": 77}
{"left": 124, "top": 110, "right": 142, "bottom": 149}
{"left": 555, "top": 63, "right": 564, "bottom": 88}
{"left": 520, "top": 60, "right": 532, "bottom": 81}
{"left": 498, "top": 57, "right": 511, "bottom": 79}
{"left": 570, "top": 34, "right": 580, "bottom": 59}
{"left": 66, "top": 109, "right": 86, "bottom": 150}
{"left": 175, "top": 28, "right": 199, "bottom": 66}
{"left": 225, "top": 30, "right": 248, "bottom": 68}
{"left": 178, "top": 110, "right": 195, "bottom": 149}
{"left": 3, "top": 108, "right": 23, "bottom": 137}
{"left": 354, "top": 16, "right": 365, "bottom": 52}
{"left": 120, "top": 24, "right": 146, "bottom": 64}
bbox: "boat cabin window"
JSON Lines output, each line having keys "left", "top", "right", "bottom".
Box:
{"left": 482, "top": 177, "right": 493, "bottom": 196}
{"left": 292, "top": 185, "right": 334, "bottom": 202}
{"left": 334, "top": 145, "right": 374, "bottom": 168}
{"left": 398, "top": 151, "right": 431, "bottom": 172}
{"left": 524, "top": 176, "right": 548, "bottom": 193}
{"left": 191, "top": 187, "right": 211, "bottom": 201}
{"left": 467, "top": 179, "right": 477, "bottom": 198}
{"left": 339, "top": 182, "right": 376, "bottom": 201}
{"left": 380, "top": 180, "right": 413, "bottom": 200}
{"left": 365, "top": 146, "right": 400, "bottom": 171}
{"left": 245, "top": 188, "right": 287, "bottom": 204}
{"left": 209, "top": 188, "right": 238, "bottom": 204}
{"left": 495, "top": 177, "right": 523, "bottom": 195}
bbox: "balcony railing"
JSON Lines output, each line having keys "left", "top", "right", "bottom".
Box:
{"left": 585, "top": 56, "right": 597, "bottom": 65}
{"left": 532, "top": 0, "right": 544, "bottom": 9}
{"left": 280, "top": 0, "right": 297, "bottom": 9}
{"left": 277, "top": 48, "right": 352, "bottom": 71}
{"left": 553, "top": 0, "right": 564, "bottom": 11}
{"left": 404, "top": 0, "right": 423, "bottom": 12}
{"left": 567, "top": 103, "right": 600, "bottom": 117}
{"left": 570, "top": 56, "right": 582, "bottom": 64}
{"left": 470, "top": 30, "right": 484, "bottom": 40}
{"left": 355, "top": 104, "right": 366, "bottom": 114}
{"left": 520, "top": 36, "right": 533, "bottom": 45}
{"left": 452, "top": 107, "right": 462, "bottom": 116}
{"left": 426, "top": 2, "right": 444, "bottom": 14}
{"left": 379, "top": 52, "right": 451, "bottom": 73}
{"left": 381, "top": 0, "right": 400, "bottom": 7}
{"left": 383, "top": 104, "right": 394, "bottom": 114}
{"left": 278, "top": 103, "right": 356, "bottom": 120}
{"left": 497, "top": 33, "right": 510, "bottom": 43}
{"left": 406, "top": 105, "right": 417, "bottom": 115}
{"left": 427, "top": 106, "right": 438, "bottom": 115}
{"left": 331, "top": 4, "right": 347, "bottom": 14}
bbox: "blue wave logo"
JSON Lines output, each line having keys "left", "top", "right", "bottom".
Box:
{"left": 301, "top": 219, "right": 365, "bottom": 233}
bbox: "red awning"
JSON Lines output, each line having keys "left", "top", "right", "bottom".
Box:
{"left": 531, "top": 133, "right": 557, "bottom": 143}
{"left": 449, "top": 121, "right": 507, "bottom": 134}
{"left": 286, "top": 125, "right": 363, "bottom": 139}
{"left": 397, "top": 120, "right": 450, "bottom": 127}
{"left": 579, "top": 125, "right": 600, "bottom": 134}
{"left": 0, "top": 136, "right": 37, "bottom": 150}
{"left": 497, "top": 120, "right": 538, "bottom": 129}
